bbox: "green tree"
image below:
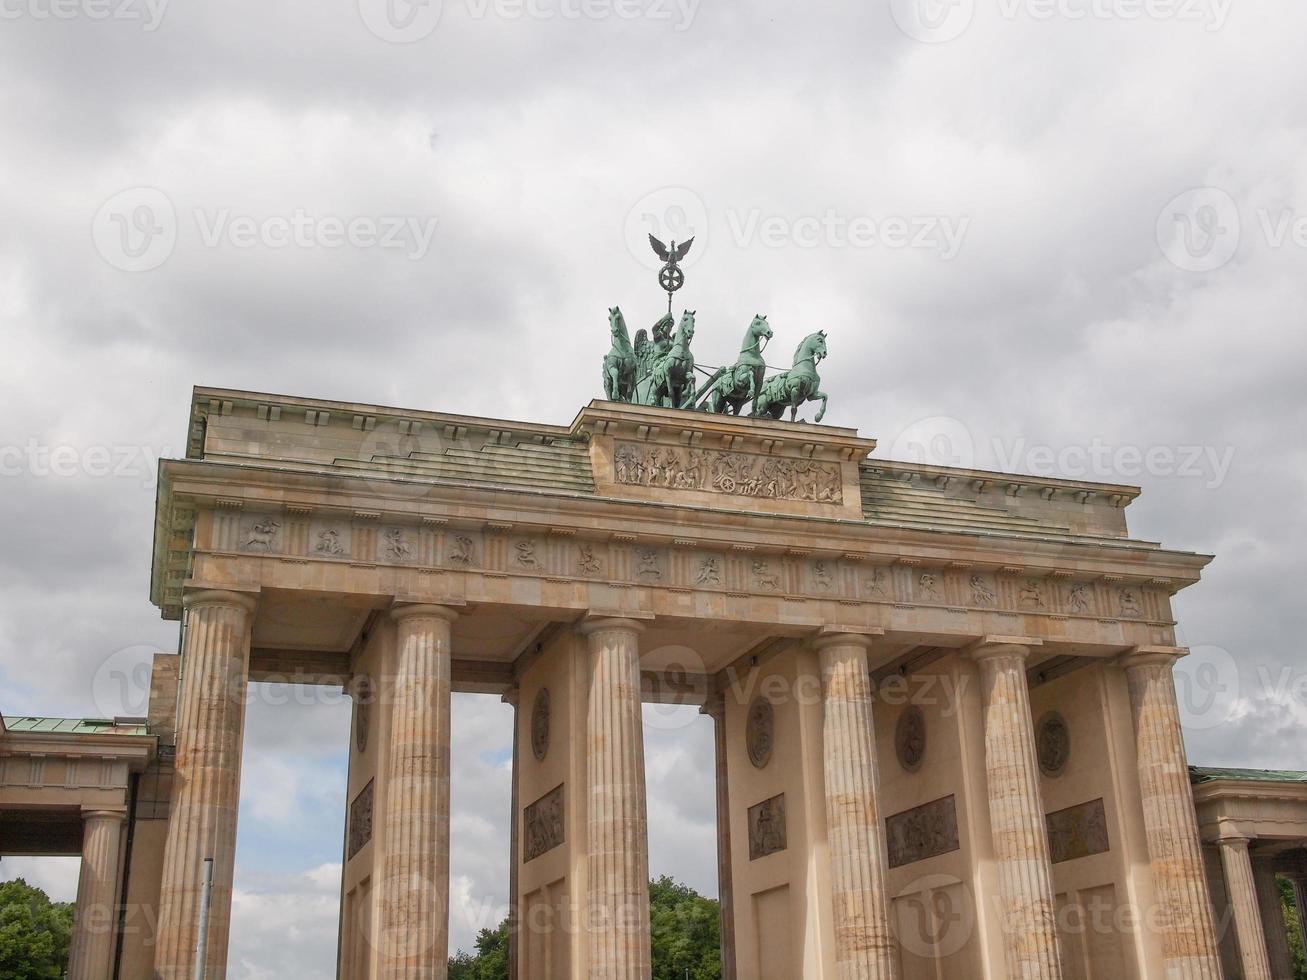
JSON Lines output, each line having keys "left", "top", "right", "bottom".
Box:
{"left": 0, "top": 878, "right": 74, "bottom": 980}
{"left": 648, "top": 876, "right": 721, "bottom": 980}
{"left": 448, "top": 877, "right": 723, "bottom": 979}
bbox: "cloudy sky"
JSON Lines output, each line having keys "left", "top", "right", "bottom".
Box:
{"left": 2, "top": 0, "right": 1306, "bottom": 974}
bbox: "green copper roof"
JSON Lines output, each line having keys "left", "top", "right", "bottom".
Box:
{"left": 1190, "top": 766, "right": 1307, "bottom": 784}
{"left": 2, "top": 716, "right": 150, "bottom": 737}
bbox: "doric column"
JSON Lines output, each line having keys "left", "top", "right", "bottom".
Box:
{"left": 1288, "top": 874, "right": 1307, "bottom": 967}
{"left": 67, "top": 808, "right": 126, "bottom": 980}
{"left": 1218, "top": 837, "right": 1272, "bottom": 980}
{"left": 504, "top": 686, "right": 521, "bottom": 980}
{"left": 969, "top": 639, "right": 1063, "bottom": 980}
{"left": 1119, "top": 649, "right": 1223, "bottom": 979}
{"left": 376, "top": 602, "right": 458, "bottom": 979}
{"left": 580, "top": 617, "right": 651, "bottom": 980}
{"left": 1252, "top": 855, "right": 1293, "bottom": 980}
{"left": 154, "top": 589, "right": 257, "bottom": 980}
{"left": 700, "top": 693, "right": 737, "bottom": 980}
{"left": 815, "top": 631, "right": 898, "bottom": 980}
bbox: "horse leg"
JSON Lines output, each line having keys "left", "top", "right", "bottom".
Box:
{"left": 814, "top": 391, "right": 828, "bottom": 424}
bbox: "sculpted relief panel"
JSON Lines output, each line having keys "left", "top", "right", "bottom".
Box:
{"left": 524, "top": 784, "right": 565, "bottom": 863}
{"left": 748, "top": 793, "right": 787, "bottom": 860}
{"left": 347, "top": 779, "right": 374, "bottom": 860}
{"left": 886, "top": 795, "right": 961, "bottom": 869}
{"left": 612, "top": 442, "right": 842, "bottom": 504}
{"left": 1046, "top": 798, "right": 1109, "bottom": 864}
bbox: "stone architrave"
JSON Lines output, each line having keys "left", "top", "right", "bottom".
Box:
{"left": 66, "top": 809, "right": 126, "bottom": 980}
{"left": 1120, "top": 649, "right": 1224, "bottom": 979}
{"left": 581, "top": 617, "right": 652, "bottom": 980}
{"left": 153, "top": 589, "right": 258, "bottom": 980}
{"left": 970, "top": 639, "right": 1063, "bottom": 980}
{"left": 1218, "top": 837, "right": 1272, "bottom": 980}
{"left": 816, "top": 631, "right": 898, "bottom": 979}
{"left": 375, "top": 602, "right": 459, "bottom": 978}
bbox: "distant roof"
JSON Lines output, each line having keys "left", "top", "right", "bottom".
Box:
{"left": 1, "top": 715, "right": 151, "bottom": 737}
{"left": 1190, "top": 765, "right": 1307, "bottom": 785}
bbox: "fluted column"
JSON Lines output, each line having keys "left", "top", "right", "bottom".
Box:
{"left": 701, "top": 694, "right": 737, "bottom": 980}
{"left": 1288, "top": 874, "right": 1307, "bottom": 967}
{"left": 153, "top": 589, "right": 257, "bottom": 980}
{"left": 581, "top": 617, "right": 651, "bottom": 980}
{"left": 1253, "top": 855, "right": 1293, "bottom": 980}
{"left": 376, "top": 602, "right": 458, "bottom": 980}
{"left": 1120, "top": 649, "right": 1223, "bottom": 979}
{"left": 504, "top": 686, "right": 521, "bottom": 980}
{"left": 1218, "top": 837, "right": 1272, "bottom": 980}
{"left": 970, "top": 640, "right": 1063, "bottom": 980}
{"left": 816, "top": 632, "right": 898, "bottom": 980}
{"left": 67, "top": 808, "right": 126, "bottom": 980}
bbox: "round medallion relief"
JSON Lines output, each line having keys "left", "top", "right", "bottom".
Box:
{"left": 1037, "top": 712, "right": 1071, "bottom": 776}
{"left": 895, "top": 705, "right": 927, "bottom": 772}
{"left": 531, "top": 688, "right": 551, "bottom": 762}
{"left": 746, "top": 698, "right": 774, "bottom": 769}
{"left": 353, "top": 676, "right": 373, "bottom": 754}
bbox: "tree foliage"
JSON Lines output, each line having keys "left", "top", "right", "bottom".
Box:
{"left": 0, "top": 878, "right": 74, "bottom": 980}
{"left": 1279, "top": 876, "right": 1307, "bottom": 980}
{"left": 447, "top": 877, "right": 722, "bottom": 980}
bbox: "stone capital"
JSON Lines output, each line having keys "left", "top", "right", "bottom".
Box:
{"left": 182, "top": 588, "right": 259, "bottom": 616}
{"left": 389, "top": 601, "right": 461, "bottom": 624}
{"left": 1119, "top": 645, "right": 1188, "bottom": 671}
{"left": 812, "top": 625, "right": 885, "bottom": 652}
{"left": 577, "top": 613, "right": 650, "bottom": 636}
{"left": 1217, "top": 834, "right": 1253, "bottom": 850}
{"left": 698, "top": 691, "right": 726, "bottom": 722}
{"left": 501, "top": 686, "right": 520, "bottom": 709}
{"left": 965, "top": 635, "right": 1042, "bottom": 663}
{"left": 81, "top": 808, "right": 128, "bottom": 823}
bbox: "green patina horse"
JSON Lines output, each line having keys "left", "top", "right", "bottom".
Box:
{"left": 705, "top": 314, "right": 774, "bottom": 415}
{"left": 602, "top": 306, "right": 638, "bottom": 402}
{"left": 752, "top": 331, "right": 829, "bottom": 423}
{"left": 648, "top": 310, "right": 697, "bottom": 409}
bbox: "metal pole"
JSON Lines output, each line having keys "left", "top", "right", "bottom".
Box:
{"left": 193, "top": 857, "right": 214, "bottom": 980}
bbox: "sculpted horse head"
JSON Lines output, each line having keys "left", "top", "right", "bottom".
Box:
{"left": 744, "top": 314, "right": 773, "bottom": 356}
{"left": 608, "top": 307, "right": 631, "bottom": 351}
{"left": 794, "top": 330, "right": 827, "bottom": 367}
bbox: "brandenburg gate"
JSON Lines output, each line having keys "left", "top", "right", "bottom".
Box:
{"left": 122, "top": 372, "right": 1241, "bottom": 980}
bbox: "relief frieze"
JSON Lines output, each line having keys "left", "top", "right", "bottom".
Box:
{"left": 613, "top": 442, "right": 842, "bottom": 504}
{"left": 524, "top": 784, "right": 565, "bottom": 862}
{"left": 1046, "top": 797, "right": 1109, "bottom": 864}
{"left": 347, "top": 779, "right": 374, "bottom": 859}
{"left": 886, "top": 795, "right": 961, "bottom": 869}
{"left": 748, "top": 793, "right": 787, "bottom": 860}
